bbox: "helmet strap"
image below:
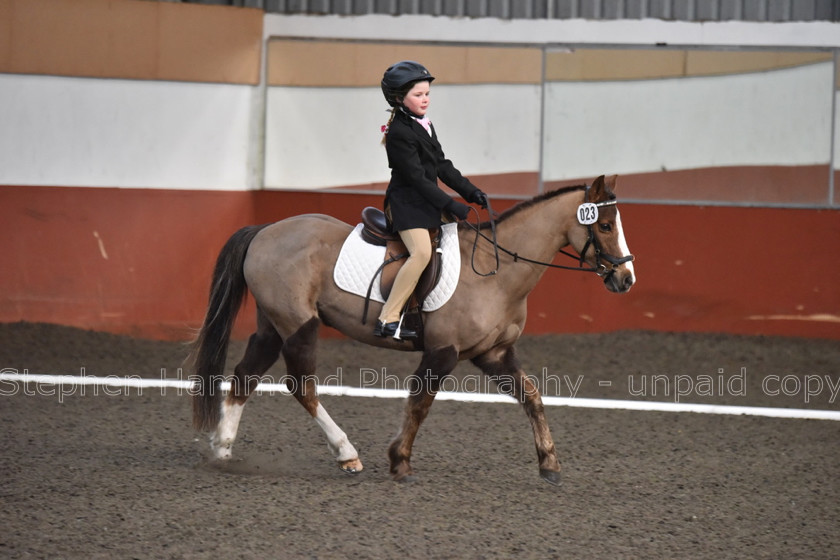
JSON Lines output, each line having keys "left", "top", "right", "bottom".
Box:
{"left": 399, "top": 105, "right": 425, "bottom": 120}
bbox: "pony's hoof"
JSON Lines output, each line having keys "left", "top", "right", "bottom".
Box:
{"left": 394, "top": 473, "right": 417, "bottom": 484}
{"left": 390, "top": 461, "right": 414, "bottom": 482}
{"left": 540, "top": 468, "right": 562, "bottom": 486}
{"left": 339, "top": 458, "right": 364, "bottom": 474}
{"left": 210, "top": 446, "right": 232, "bottom": 461}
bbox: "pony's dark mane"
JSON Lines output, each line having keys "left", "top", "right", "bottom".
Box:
{"left": 468, "top": 183, "right": 610, "bottom": 231}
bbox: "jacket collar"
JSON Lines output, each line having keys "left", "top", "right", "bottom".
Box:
{"left": 397, "top": 110, "right": 438, "bottom": 148}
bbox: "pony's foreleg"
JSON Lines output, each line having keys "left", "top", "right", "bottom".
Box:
{"left": 211, "top": 318, "right": 283, "bottom": 460}
{"left": 388, "top": 346, "right": 459, "bottom": 482}
{"left": 472, "top": 346, "right": 562, "bottom": 485}
{"left": 283, "top": 318, "right": 362, "bottom": 473}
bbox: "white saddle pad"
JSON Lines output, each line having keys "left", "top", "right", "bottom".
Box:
{"left": 333, "top": 222, "right": 461, "bottom": 312}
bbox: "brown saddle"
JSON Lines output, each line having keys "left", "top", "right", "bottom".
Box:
{"left": 360, "top": 207, "right": 443, "bottom": 322}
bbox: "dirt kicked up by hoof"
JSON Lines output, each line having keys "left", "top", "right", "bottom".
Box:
{"left": 540, "top": 469, "right": 562, "bottom": 486}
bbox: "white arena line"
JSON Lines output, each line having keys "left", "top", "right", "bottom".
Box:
{"left": 2, "top": 372, "right": 839, "bottom": 421}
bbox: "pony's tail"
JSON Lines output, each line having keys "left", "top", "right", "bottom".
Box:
{"left": 190, "top": 224, "right": 269, "bottom": 432}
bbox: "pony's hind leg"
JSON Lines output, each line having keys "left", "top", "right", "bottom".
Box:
{"left": 211, "top": 311, "right": 283, "bottom": 460}
{"left": 472, "top": 345, "right": 562, "bottom": 485}
{"left": 282, "top": 317, "right": 363, "bottom": 473}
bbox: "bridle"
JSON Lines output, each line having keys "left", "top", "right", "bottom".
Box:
{"left": 465, "top": 185, "right": 635, "bottom": 279}
{"left": 570, "top": 184, "right": 636, "bottom": 276}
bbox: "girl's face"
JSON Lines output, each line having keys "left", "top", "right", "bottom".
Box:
{"left": 402, "top": 81, "right": 430, "bottom": 116}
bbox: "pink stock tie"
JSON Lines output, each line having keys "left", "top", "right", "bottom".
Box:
{"left": 415, "top": 116, "right": 432, "bottom": 135}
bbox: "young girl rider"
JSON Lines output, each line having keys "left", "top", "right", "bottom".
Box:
{"left": 376, "top": 60, "right": 487, "bottom": 340}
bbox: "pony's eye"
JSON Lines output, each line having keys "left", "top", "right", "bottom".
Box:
{"left": 598, "top": 222, "right": 612, "bottom": 233}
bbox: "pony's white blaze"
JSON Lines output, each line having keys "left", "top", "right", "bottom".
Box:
{"left": 314, "top": 403, "right": 359, "bottom": 462}
{"left": 211, "top": 400, "right": 245, "bottom": 459}
{"left": 615, "top": 209, "right": 635, "bottom": 279}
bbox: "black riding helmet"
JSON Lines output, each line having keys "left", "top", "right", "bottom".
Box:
{"left": 381, "top": 61, "right": 435, "bottom": 107}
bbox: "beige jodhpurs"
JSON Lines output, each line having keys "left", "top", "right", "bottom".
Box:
{"left": 378, "top": 227, "right": 433, "bottom": 324}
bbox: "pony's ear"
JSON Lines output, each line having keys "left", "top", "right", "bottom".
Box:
{"left": 605, "top": 174, "right": 618, "bottom": 191}
{"left": 590, "top": 175, "right": 607, "bottom": 202}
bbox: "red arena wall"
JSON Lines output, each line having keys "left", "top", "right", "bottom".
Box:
{"left": 2, "top": 185, "right": 838, "bottom": 341}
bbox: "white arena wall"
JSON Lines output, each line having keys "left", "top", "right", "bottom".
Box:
{"left": 543, "top": 61, "right": 834, "bottom": 181}
{"left": 262, "top": 60, "right": 835, "bottom": 190}
{"left": 1, "top": 60, "right": 833, "bottom": 192}
{"left": 0, "top": 74, "right": 255, "bottom": 190}
{"left": 264, "top": 83, "right": 543, "bottom": 189}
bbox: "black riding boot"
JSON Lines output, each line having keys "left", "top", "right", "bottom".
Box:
{"left": 374, "top": 320, "right": 418, "bottom": 340}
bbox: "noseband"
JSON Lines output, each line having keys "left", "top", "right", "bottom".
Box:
{"left": 466, "top": 184, "right": 635, "bottom": 277}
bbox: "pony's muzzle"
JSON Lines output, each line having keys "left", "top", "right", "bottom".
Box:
{"left": 604, "top": 265, "right": 635, "bottom": 293}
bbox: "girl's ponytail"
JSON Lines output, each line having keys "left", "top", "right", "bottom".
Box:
{"left": 380, "top": 107, "right": 397, "bottom": 145}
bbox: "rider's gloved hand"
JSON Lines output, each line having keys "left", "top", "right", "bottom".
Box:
{"left": 446, "top": 199, "right": 471, "bottom": 221}
{"left": 470, "top": 189, "right": 488, "bottom": 209}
